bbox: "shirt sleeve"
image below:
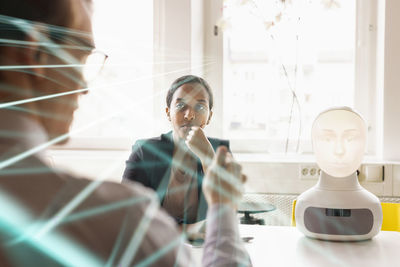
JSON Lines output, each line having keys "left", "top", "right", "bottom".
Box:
{"left": 202, "top": 204, "right": 252, "bottom": 266}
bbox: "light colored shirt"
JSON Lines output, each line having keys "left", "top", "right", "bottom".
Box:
{"left": 0, "top": 109, "right": 251, "bottom": 266}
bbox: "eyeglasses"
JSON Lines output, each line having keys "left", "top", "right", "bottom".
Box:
{"left": 82, "top": 49, "right": 108, "bottom": 82}
{"left": 38, "top": 43, "right": 108, "bottom": 83}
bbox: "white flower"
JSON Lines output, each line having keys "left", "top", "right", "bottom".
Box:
{"left": 216, "top": 17, "right": 232, "bottom": 32}
{"left": 321, "top": 0, "right": 341, "bottom": 9}
{"left": 237, "top": 0, "right": 253, "bottom": 6}
{"left": 275, "top": 12, "right": 282, "bottom": 23}
{"left": 264, "top": 21, "right": 275, "bottom": 31}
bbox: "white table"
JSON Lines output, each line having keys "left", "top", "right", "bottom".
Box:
{"left": 191, "top": 225, "right": 400, "bottom": 267}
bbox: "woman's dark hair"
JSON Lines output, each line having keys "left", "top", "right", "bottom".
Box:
{"left": 166, "top": 75, "right": 213, "bottom": 110}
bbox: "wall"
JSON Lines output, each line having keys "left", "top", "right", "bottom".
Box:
{"left": 153, "top": 0, "right": 192, "bottom": 134}
{"left": 46, "top": 150, "right": 130, "bottom": 183}
{"left": 152, "top": 0, "right": 209, "bottom": 134}
{"left": 202, "top": 0, "right": 223, "bottom": 138}
{"left": 382, "top": 0, "right": 400, "bottom": 160}
{"left": 47, "top": 149, "right": 400, "bottom": 197}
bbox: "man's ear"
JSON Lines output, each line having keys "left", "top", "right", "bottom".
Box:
{"left": 166, "top": 107, "right": 171, "bottom": 121}
{"left": 25, "top": 47, "right": 47, "bottom": 79}
{"left": 206, "top": 110, "right": 213, "bottom": 125}
{"left": 23, "top": 27, "right": 49, "bottom": 79}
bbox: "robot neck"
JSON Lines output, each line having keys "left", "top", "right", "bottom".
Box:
{"left": 317, "top": 171, "right": 362, "bottom": 191}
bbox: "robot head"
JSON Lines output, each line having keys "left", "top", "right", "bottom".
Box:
{"left": 312, "top": 107, "right": 367, "bottom": 178}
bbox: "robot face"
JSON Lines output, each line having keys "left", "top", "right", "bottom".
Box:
{"left": 312, "top": 108, "right": 367, "bottom": 178}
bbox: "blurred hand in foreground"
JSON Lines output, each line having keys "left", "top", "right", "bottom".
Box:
{"left": 203, "top": 146, "right": 246, "bottom": 210}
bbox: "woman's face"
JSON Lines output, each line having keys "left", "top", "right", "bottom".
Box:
{"left": 166, "top": 83, "right": 213, "bottom": 140}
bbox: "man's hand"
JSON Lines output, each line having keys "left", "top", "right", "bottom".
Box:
{"left": 202, "top": 146, "right": 247, "bottom": 210}
{"left": 185, "top": 126, "right": 215, "bottom": 171}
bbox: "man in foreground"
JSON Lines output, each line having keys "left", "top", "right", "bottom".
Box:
{"left": 0, "top": 0, "right": 251, "bottom": 266}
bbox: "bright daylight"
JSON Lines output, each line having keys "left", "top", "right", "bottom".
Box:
{"left": 0, "top": 0, "right": 399, "bottom": 266}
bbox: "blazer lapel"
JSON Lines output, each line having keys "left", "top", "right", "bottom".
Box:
{"left": 153, "top": 132, "right": 174, "bottom": 203}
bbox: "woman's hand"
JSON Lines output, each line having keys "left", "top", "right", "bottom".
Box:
{"left": 185, "top": 126, "right": 215, "bottom": 171}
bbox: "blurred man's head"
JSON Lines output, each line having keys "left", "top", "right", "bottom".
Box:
{"left": 0, "top": 0, "right": 95, "bottom": 143}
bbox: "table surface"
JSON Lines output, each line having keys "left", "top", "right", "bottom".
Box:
{"left": 189, "top": 225, "right": 400, "bottom": 267}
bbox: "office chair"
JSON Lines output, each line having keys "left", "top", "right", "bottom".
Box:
{"left": 291, "top": 199, "right": 297, "bottom": 227}
{"left": 381, "top": 202, "right": 400, "bottom": 231}
{"left": 291, "top": 200, "right": 400, "bottom": 232}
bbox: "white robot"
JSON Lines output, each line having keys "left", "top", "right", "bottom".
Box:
{"left": 295, "top": 107, "right": 382, "bottom": 241}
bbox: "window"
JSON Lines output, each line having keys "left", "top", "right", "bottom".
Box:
{"left": 67, "top": 0, "right": 155, "bottom": 149}
{"left": 63, "top": 0, "right": 380, "bottom": 157}
{"left": 217, "top": 0, "right": 376, "bottom": 155}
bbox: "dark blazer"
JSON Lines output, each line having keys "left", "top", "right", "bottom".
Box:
{"left": 122, "top": 131, "right": 230, "bottom": 224}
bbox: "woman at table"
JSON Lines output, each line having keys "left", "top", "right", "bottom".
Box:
{"left": 122, "top": 75, "right": 230, "bottom": 225}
